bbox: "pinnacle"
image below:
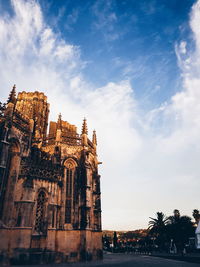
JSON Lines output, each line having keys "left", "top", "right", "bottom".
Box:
{"left": 92, "top": 129, "right": 97, "bottom": 145}
{"left": 58, "top": 113, "right": 62, "bottom": 121}
{"left": 82, "top": 117, "right": 88, "bottom": 135}
{"left": 57, "top": 113, "right": 62, "bottom": 129}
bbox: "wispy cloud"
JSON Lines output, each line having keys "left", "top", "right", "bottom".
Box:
{"left": 91, "top": 0, "right": 120, "bottom": 41}
{"left": 112, "top": 56, "right": 149, "bottom": 80}
{"left": 64, "top": 8, "right": 79, "bottom": 32}
{"left": 50, "top": 6, "right": 67, "bottom": 28}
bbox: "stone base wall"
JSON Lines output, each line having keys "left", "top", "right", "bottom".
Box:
{"left": 0, "top": 228, "right": 102, "bottom": 265}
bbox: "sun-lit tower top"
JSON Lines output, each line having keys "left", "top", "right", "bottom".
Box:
{"left": 15, "top": 90, "right": 50, "bottom": 140}
{"left": 7, "top": 85, "right": 16, "bottom": 104}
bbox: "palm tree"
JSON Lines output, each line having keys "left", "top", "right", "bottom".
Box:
{"left": 148, "top": 212, "right": 169, "bottom": 250}
{"left": 149, "top": 212, "right": 169, "bottom": 230}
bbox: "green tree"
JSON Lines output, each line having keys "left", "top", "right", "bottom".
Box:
{"left": 167, "top": 209, "right": 195, "bottom": 253}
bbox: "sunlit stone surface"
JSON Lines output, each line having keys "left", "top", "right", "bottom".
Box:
{"left": 0, "top": 86, "right": 102, "bottom": 264}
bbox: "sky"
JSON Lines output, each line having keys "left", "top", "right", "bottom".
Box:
{"left": 0, "top": 0, "right": 200, "bottom": 230}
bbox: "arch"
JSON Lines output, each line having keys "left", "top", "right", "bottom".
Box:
{"left": 63, "top": 158, "right": 77, "bottom": 169}
{"left": 37, "top": 187, "right": 48, "bottom": 196}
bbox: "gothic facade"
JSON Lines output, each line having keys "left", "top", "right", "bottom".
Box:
{"left": 0, "top": 86, "right": 102, "bottom": 264}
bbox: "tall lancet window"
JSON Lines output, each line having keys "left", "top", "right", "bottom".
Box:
{"left": 64, "top": 159, "right": 77, "bottom": 224}
{"left": 35, "top": 190, "right": 47, "bottom": 233}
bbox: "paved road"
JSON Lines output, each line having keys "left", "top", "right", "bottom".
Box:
{"left": 14, "top": 253, "right": 200, "bottom": 267}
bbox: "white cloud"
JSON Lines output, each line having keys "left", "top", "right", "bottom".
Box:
{"left": 190, "top": 0, "right": 200, "bottom": 50}
{"left": 0, "top": 0, "right": 200, "bottom": 230}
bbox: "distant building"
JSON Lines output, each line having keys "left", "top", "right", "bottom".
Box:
{"left": 0, "top": 86, "right": 102, "bottom": 264}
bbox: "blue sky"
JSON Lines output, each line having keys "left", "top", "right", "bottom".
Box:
{"left": 1, "top": 0, "right": 194, "bottom": 104}
{"left": 0, "top": 0, "right": 200, "bottom": 230}
{"left": 37, "top": 0, "right": 195, "bottom": 108}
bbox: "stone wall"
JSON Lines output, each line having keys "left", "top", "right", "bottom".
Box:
{"left": 0, "top": 228, "right": 102, "bottom": 264}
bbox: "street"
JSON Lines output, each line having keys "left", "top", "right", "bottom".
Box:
{"left": 12, "top": 253, "right": 200, "bottom": 267}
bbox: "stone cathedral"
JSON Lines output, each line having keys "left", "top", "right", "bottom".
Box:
{"left": 0, "top": 86, "right": 102, "bottom": 264}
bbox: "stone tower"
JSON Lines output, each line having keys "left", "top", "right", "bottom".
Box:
{"left": 15, "top": 91, "right": 49, "bottom": 141}
{"left": 0, "top": 86, "right": 102, "bottom": 264}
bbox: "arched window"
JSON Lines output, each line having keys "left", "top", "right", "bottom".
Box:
{"left": 64, "top": 159, "right": 77, "bottom": 224}
{"left": 35, "top": 190, "right": 46, "bottom": 233}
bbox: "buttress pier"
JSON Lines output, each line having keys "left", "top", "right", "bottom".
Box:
{"left": 0, "top": 86, "right": 102, "bottom": 264}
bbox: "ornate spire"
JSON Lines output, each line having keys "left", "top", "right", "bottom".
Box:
{"left": 82, "top": 118, "right": 88, "bottom": 135}
{"left": 92, "top": 130, "right": 97, "bottom": 145}
{"left": 57, "top": 113, "right": 62, "bottom": 129}
{"left": 7, "top": 84, "right": 16, "bottom": 104}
